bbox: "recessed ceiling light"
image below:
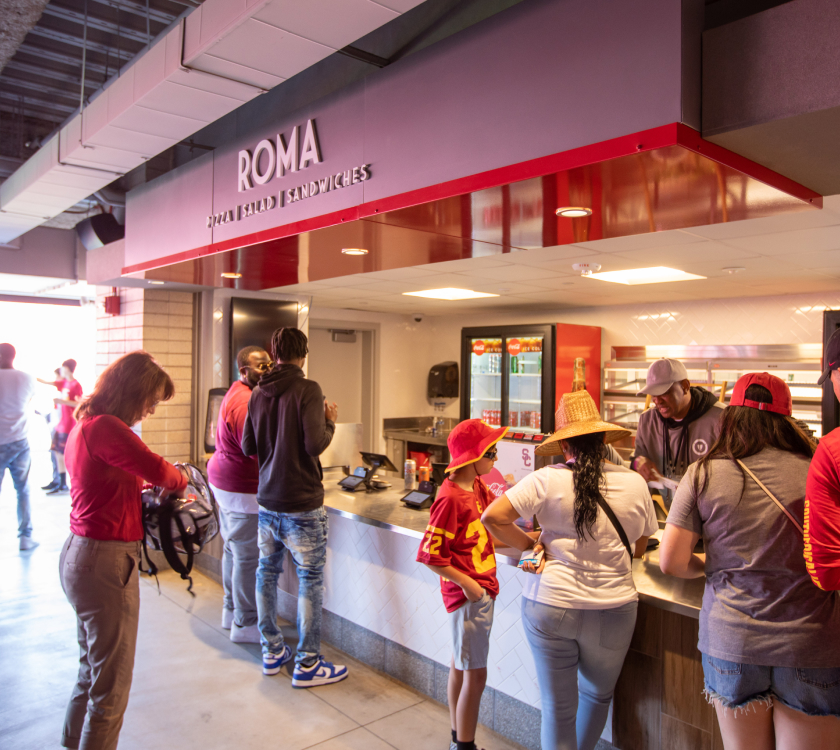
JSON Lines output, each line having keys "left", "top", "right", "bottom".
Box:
{"left": 403, "top": 288, "right": 499, "bottom": 300}
{"left": 556, "top": 206, "right": 592, "bottom": 217}
{"left": 341, "top": 248, "right": 369, "bottom": 255}
{"left": 587, "top": 266, "right": 706, "bottom": 285}
{"left": 148, "top": 280, "right": 165, "bottom": 285}
{"left": 221, "top": 272, "right": 242, "bottom": 279}
{"left": 722, "top": 267, "right": 745, "bottom": 274}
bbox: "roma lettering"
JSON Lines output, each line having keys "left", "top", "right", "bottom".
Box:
{"left": 238, "top": 119, "right": 322, "bottom": 192}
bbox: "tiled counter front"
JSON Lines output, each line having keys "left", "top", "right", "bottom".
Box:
{"left": 274, "top": 512, "right": 545, "bottom": 749}
{"left": 323, "top": 513, "right": 541, "bottom": 708}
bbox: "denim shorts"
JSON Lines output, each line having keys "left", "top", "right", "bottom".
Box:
{"left": 702, "top": 653, "right": 840, "bottom": 717}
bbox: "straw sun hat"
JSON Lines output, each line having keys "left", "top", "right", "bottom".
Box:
{"left": 535, "top": 390, "right": 631, "bottom": 456}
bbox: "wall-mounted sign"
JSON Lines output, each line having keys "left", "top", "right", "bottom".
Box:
{"left": 206, "top": 117, "right": 372, "bottom": 229}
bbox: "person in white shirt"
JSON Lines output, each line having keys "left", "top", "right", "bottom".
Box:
{"left": 0, "top": 343, "right": 38, "bottom": 551}
{"left": 482, "top": 391, "right": 657, "bottom": 750}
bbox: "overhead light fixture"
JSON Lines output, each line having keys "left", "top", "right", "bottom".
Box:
{"left": 341, "top": 248, "right": 369, "bottom": 255}
{"left": 586, "top": 266, "right": 706, "bottom": 285}
{"left": 148, "top": 280, "right": 165, "bottom": 285}
{"left": 556, "top": 206, "right": 592, "bottom": 217}
{"left": 722, "top": 267, "right": 745, "bottom": 274}
{"left": 403, "top": 287, "right": 499, "bottom": 300}
{"left": 221, "top": 272, "right": 242, "bottom": 279}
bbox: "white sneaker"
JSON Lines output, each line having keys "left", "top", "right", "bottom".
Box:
{"left": 19, "top": 537, "right": 39, "bottom": 551}
{"left": 230, "top": 623, "right": 260, "bottom": 644}
{"left": 221, "top": 609, "right": 234, "bottom": 630}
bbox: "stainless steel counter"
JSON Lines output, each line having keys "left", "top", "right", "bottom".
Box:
{"left": 322, "top": 477, "right": 703, "bottom": 619}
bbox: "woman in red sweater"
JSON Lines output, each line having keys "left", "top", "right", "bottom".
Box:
{"left": 60, "top": 351, "right": 188, "bottom": 750}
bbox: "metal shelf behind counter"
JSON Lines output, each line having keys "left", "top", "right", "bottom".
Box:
{"left": 603, "top": 344, "right": 824, "bottom": 437}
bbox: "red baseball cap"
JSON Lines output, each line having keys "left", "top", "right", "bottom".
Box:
{"left": 445, "top": 419, "right": 509, "bottom": 473}
{"left": 729, "top": 372, "right": 792, "bottom": 416}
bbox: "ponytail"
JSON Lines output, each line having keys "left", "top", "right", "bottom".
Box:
{"left": 565, "top": 432, "right": 607, "bottom": 541}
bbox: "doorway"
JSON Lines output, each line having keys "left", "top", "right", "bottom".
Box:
{"left": 307, "top": 325, "right": 377, "bottom": 452}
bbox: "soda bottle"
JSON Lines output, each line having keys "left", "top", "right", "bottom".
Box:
{"left": 572, "top": 357, "right": 586, "bottom": 392}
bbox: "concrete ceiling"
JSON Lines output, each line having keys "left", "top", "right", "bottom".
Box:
{"left": 272, "top": 195, "right": 840, "bottom": 315}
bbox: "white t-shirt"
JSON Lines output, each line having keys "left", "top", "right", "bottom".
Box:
{"left": 506, "top": 463, "right": 658, "bottom": 609}
{"left": 0, "top": 369, "right": 35, "bottom": 445}
{"left": 209, "top": 484, "right": 260, "bottom": 514}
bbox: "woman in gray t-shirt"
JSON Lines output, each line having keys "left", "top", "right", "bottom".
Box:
{"left": 660, "top": 373, "right": 840, "bottom": 749}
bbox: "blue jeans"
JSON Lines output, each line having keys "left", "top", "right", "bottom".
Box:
{"left": 702, "top": 654, "right": 840, "bottom": 717}
{"left": 256, "top": 507, "right": 327, "bottom": 667}
{"left": 522, "top": 597, "right": 638, "bottom": 750}
{"left": 0, "top": 439, "right": 32, "bottom": 538}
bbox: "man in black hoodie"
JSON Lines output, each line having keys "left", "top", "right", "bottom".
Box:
{"left": 241, "top": 327, "right": 348, "bottom": 687}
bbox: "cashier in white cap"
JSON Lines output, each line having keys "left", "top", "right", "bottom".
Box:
{"left": 629, "top": 358, "right": 724, "bottom": 507}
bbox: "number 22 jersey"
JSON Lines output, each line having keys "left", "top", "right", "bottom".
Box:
{"left": 416, "top": 477, "right": 500, "bottom": 613}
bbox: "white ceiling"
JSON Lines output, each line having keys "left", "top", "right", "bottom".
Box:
{"left": 270, "top": 195, "right": 840, "bottom": 315}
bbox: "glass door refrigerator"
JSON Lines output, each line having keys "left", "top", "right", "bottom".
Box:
{"left": 461, "top": 325, "right": 556, "bottom": 435}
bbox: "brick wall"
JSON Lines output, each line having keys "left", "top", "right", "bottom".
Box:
{"left": 95, "top": 286, "right": 195, "bottom": 463}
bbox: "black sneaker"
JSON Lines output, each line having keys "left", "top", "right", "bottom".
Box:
{"left": 47, "top": 484, "right": 69, "bottom": 495}
{"left": 41, "top": 481, "right": 58, "bottom": 491}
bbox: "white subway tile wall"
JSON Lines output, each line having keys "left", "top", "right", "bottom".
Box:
{"left": 95, "top": 287, "right": 195, "bottom": 463}
{"left": 324, "top": 515, "right": 542, "bottom": 709}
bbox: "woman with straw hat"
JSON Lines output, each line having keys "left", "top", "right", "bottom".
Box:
{"left": 482, "top": 391, "right": 657, "bottom": 750}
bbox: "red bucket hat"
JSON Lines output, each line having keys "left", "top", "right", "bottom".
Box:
{"left": 445, "top": 419, "right": 509, "bottom": 473}
{"left": 729, "top": 372, "right": 792, "bottom": 416}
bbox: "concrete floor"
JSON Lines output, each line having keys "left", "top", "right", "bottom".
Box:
{"left": 0, "top": 454, "right": 526, "bottom": 750}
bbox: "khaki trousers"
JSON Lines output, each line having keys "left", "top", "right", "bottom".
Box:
{"left": 59, "top": 534, "right": 141, "bottom": 750}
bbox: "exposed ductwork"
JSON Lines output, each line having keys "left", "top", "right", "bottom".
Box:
{"left": 0, "top": 0, "right": 425, "bottom": 243}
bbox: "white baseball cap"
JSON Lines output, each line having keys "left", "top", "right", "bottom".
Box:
{"left": 639, "top": 358, "right": 689, "bottom": 396}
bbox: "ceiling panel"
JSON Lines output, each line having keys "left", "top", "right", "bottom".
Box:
{"left": 609, "top": 240, "right": 761, "bottom": 266}
{"left": 187, "top": 54, "right": 286, "bottom": 91}
{"left": 253, "top": 0, "right": 399, "bottom": 50}
{"left": 719, "top": 225, "right": 840, "bottom": 255}
{"left": 198, "top": 20, "right": 332, "bottom": 80}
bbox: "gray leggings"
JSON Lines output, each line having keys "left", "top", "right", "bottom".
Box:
{"left": 522, "top": 598, "right": 638, "bottom": 750}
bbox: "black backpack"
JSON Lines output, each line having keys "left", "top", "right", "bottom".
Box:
{"left": 141, "top": 463, "right": 219, "bottom": 594}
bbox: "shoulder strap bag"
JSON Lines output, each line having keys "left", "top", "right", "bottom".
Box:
{"left": 552, "top": 462, "right": 634, "bottom": 559}
{"left": 596, "top": 496, "right": 634, "bottom": 560}
{"left": 735, "top": 459, "right": 804, "bottom": 535}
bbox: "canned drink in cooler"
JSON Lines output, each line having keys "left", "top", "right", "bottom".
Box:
{"left": 530, "top": 411, "right": 541, "bottom": 431}
{"left": 509, "top": 411, "right": 518, "bottom": 427}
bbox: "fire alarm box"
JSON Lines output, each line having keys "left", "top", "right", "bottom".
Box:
{"left": 104, "top": 295, "right": 120, "bottom": 315}
{"left": 428, "top": 361, "right": 459, "bottom": 398}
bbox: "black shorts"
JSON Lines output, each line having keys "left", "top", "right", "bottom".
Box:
{"left": 51, "top": 432, "right": 69, "bottom": 454}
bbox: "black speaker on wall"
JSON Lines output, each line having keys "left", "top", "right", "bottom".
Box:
{"left": 76, "top": 213, "right": 125, "bottom": 250}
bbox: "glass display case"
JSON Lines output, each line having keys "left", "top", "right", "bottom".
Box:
{"left": 603, "top": 345, "right": 824, "bottom": 437}
{"left": 461, "top": 325, "right": 556, "bottom": 434}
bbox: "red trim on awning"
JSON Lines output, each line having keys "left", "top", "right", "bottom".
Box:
{"left": 122, "top": 123, "right": 821, "bottom": 277}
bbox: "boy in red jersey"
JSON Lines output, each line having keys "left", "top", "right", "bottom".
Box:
{"left": 417, "top": 419, "right": 508, "bottom": 750}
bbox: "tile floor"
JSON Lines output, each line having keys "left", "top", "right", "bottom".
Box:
{"left": 0, "top": 461, "right": 525, "bottom": 750}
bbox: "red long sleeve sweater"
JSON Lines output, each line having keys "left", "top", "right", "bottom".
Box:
{"left": 805, "top": 428, "right": 840, "bottom": 590}
{"left": 65, "top": 415, "right": 187, "bottom": 542}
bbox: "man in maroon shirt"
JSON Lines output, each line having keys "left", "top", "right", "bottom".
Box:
{"left": 207, "top": 346, "right": 271, "bottom": 643}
